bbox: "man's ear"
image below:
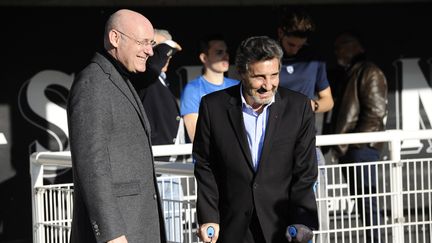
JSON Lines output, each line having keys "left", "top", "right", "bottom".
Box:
{"left": 277, "top": 27, "right": 285, "bottom": 40}
{"left": 199, "top": 53, "right": 207, "bottom": 64}
{"left": 109, "top": 29, "right": 121, "bottom": 48}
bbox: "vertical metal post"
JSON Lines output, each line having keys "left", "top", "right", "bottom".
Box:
{"left": 30, "top": 152, "right": 45, "bottom": 243}
{"left": 389, "top": 130, "right": 404, "bottom": 243}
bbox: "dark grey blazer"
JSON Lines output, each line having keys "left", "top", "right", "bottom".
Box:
{"left": 67, "top": 52, "right": 166, "bottom": 243}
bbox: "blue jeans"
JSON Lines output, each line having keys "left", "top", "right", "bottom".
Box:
{"left": 157, "top": 176, "right": 184, "bottom": 243}
{"left": 315, "top": 147, "right": 329, "bottom": 243}
{"left": 341, "top": 146, "right": 382, "bottom": 243}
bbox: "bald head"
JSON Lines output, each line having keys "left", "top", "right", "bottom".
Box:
{"left": 104, "top": 9, "right": 155, "bottom": 73}
{"left": 104, "top": 9, "right": 154, "bottom": 50}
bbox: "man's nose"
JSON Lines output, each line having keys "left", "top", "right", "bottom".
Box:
{"left": 222, "top": 52, "right": 229, "bottom": 60}
{"left": 262, "top": 78, "right": 272, "bottom": 90}
{"left": 146, "top": 45, "right": 154, "bottom": 56}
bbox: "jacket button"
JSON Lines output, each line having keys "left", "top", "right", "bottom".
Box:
{"left": 96, "top": 232, "right": 101, "bottom": 236}
{"left": 176, "top": 116, "right": 181, "bottom": 121}
{"left": 153, "top": 193, "right": 157, "bottom": 200}
{"left": 172, "top": 138, "right": 176, "bottom": 143}
{"left": 253, "top": 183, "right": 258, "bottom": 189}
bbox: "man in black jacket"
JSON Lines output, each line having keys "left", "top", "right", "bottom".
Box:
{"left": 194, "top": 36, "right": 318, "bottom": 243}
{"left": 132, "top": 29, "right": 185, "bottom": 243}
{"left": 134, "top": 29, "right": 184, "bottom": 161}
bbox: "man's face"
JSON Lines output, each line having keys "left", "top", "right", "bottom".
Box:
{"left": 334, "top": 41, "right": 363, "bottom": 67}
{"left": 242, "top": 58, "right": 280, "bottom": 108}
{"left": 116, "top": 26, "right": 155, "bottom": 73}
{"left": 280, "top": 35, "right": 307, "bottom": 57}
{"left": 202, "top": 40, "right": 230, "bottom": 73}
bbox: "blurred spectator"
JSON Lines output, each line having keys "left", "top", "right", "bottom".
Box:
{"left": 277, "top": 9, "right": 333, "bottom": 242}
{"left": 277, "top": 9, "right": 333, "bottom": 116}
{"left": 180, "top": 34, "right": 239, "bottom": 142}
{"left": 134, "top": 29, "right": 185, "bottom": 161}
{"left": 132, "top": 28, "right": 185, "bottom": 243}
{"left": 330, "top": 31, "right": 388, "bottom": 243}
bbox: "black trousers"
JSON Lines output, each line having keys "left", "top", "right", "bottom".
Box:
{"left": 243, "top": 210, "right": 266, "bottom": 243}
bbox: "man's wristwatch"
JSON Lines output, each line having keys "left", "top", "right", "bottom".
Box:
{"left": 313, "top": 100, "right": 319, "bottom": 112}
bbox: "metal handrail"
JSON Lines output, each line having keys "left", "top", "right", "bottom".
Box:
{"left": 30, "top": 129, "right": 432, "bottom": 243}
{"left": 30, "top": 129, "right": 432, "bottom": 168}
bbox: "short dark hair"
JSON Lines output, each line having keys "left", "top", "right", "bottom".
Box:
{"left": 198, "top": 34, "right": 226, "bottom": 54}
{"left": 334, "top": 30, "right": 364, "bottom": 50}
{"left": 279, "top": 10, "right": 315, "bottom": 38}
{"left": 235, "top": 36, "right": 284, "bottom": 75}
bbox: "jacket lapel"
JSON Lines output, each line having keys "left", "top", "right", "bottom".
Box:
{"left": 258, "top": 92, "right": 282, "bottom": 170}
{"left": 227, "top": 88, "right": 254, "bottom": 171}
{"left": 124, "top": 78, "right": 152, "bottom": 135}
{"left": 92, "top": 53, "right": 151, "bottom": 136}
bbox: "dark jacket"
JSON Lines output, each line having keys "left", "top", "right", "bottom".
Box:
{"left": 194, "top": 85, "right": 318, "bottom": 243}
{"left": 334, "top": 56, "right": 388, "bottom": 157}
{"left": 134, "top": 43, "right": 181, "bottom": 147}
{"left": 68, "top": 52, "right": 166, "bottom": 243}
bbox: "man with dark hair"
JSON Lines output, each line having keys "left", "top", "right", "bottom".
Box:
{"left": 194, "top": 36, "right": 318, "bottom": 243}
{"left": 277, "top": 9, "right": 333, "bottom": 126}
{"left": 277, "top": 11, "right": 333, "bottom": 242}
{"left": 330, "top": 31, "right": 388, "bottom": 243}
{"left": 180, "top": 34, "right": 239, "bottom": 142}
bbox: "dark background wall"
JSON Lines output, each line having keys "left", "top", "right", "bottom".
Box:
{"left": 0, "top": 3, "right": 431, "bottom": 242}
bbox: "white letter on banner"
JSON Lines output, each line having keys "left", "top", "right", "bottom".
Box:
{"left": 398, "top": 58, "right": 432, "bottom": 154}
{"left": 0, "top": 132, "right": 7, "bottom": 145}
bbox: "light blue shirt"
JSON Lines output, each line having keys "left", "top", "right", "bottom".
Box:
{"left": 240, "top": 87, "right": 275, "bottom": 171}
{"left": 180, "top": 75, "right": 239, "bottom": 116}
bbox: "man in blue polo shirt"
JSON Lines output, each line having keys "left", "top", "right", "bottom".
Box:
{"left": 277, "top": 9, "right": 334, "bottom": 243}
{"left": 277, "top": 10, "right": 333, "bottom": 114}
{"left": 180, "top": 34, "right": 239, "bottom": 142}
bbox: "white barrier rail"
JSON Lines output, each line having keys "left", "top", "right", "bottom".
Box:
{"left": 30, "top": 129, "right": 432, "bottom": 243}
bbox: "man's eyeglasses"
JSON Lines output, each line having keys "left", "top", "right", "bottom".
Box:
{"left": 115, "top": 29, "right": 157, "bottom": 48}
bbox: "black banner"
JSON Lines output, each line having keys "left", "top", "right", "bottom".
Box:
{"left": 1, "top": 3, "right": 431, "bottom": 242}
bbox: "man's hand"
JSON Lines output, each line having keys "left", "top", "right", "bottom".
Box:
{"left": 107, "top": 235, "right": 128, "bottom": 243}
{"left": 197, "top": 223, "right": 219, "bottom": 243}
{"left": 286, "top": 224, "right": 313, "bottom": 243}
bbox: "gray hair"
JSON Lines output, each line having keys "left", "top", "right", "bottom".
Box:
{"left": 235, "top": 36, "right": 284, "bottom": 75}
{"left": 154, "top": 29, "right": 172, "bottom": 40}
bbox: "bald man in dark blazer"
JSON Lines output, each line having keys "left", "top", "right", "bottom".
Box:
{"left": 67, "top": 9, "right": 166, "bottom": 243}
{"left": 194, "top": 36, "right": 318, "bottom": 243}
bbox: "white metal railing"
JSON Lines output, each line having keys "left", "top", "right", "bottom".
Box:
{"left": 30, "top": 129, "right": 432, "bottom": 243}
{"left": 315, "top": 158, "right": 432, "bottom": 243}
